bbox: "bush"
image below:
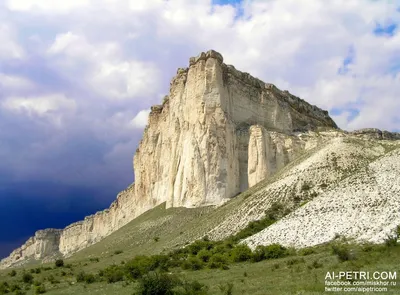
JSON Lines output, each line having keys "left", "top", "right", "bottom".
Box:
{"left": 84, "top": 274, "right": 96, "bottom": 284}
{"left": 22, "top": 273, "right": 33, "bottom": 284}
{"left": 298, "top": 247, "right": 315, "bottom": 256}
{"left": 33, "top": 281, "right": 42, "bottom": 287}
{"left": 186, "top": 240, "right": 215, "bottom": 255}
{"left": 231, "top": 245, "right": 252, "bottom": 262}
{"left": 208, "top": 253, "right": 229, "bottom": 269}
{"left": 263, "top": 244, "right": 288, "bottom": 259}
{"left": 114, "top": 250, "right": 123, "bottom": 255}
{"left": 176, "top": 280, "right": 208, "bottom": 295}
{"left": 8, "top": 269, "right": 17, "bottom": 277}
{"left": 76, "top": 271, "right": 86, "bottom": 283}
{"left": 332, "top": 244, "right": 354, "bottom": 262}
{"left": 0, "top": 282, "right": 9, "bottom": 294}
{"left": 9, "top": 283, "right": 21, "bottom": 291}
{"left": 136, "top": 272, "right": 179, "bottom": 295}
{"left": 55, "top": 259, "right": 64, "bottom": 268}
{"left": 197, "top": 249, "right": 212, "bottom": 263}
{"left": 47, "top": 275, "right": 60, "bottom": 284}
{"left": 15, "top": 290, "right": 26, "bottom": 295}
{"left": 104, "top": 265, "right": 124, "bottom": 283}
{"left": 301, "top": 182, "right": 311, "bottom": 191}
{"left": 251, "top": 246, "right": 266, "bottom": 262}
{"left": 181, "top": 257, "right": 204, "bottom": 271}
{"left": 385, "top": 234, "right": 398, "bottom": 247}
{"left": 34, "top": 285, "right": 46, "bottom": 294}
{"left": 125, "top": 256, "right": 154, "bottom": 279}
{"left": 218, "top": 282, "right": 234, "bottom": 295}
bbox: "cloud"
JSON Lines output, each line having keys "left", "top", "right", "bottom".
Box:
{"left": 0, "top": 73, "right": 34, "bottom": 90}
{"left": 131, "top": 109, "right": 151, "bottom": 129}
{"left": 0, "top": 23, "right": 24, "bottom": 59}
{"left": 6, "top": 0, "right": 90, "bottom": 12}
{"left": 1, "top": 94, "right": 76, "bottom": 116}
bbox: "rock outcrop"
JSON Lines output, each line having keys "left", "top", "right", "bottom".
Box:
{"left": 0, "top": 229, "right": 62, "bottom": 268}
{"left": 0, "top": 50, "right": 337, "bottom": 269}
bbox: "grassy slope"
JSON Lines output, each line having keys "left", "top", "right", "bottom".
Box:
{"left": 1, "top": 243, "right": 400, "bottom": 294}
{"left": 1, "top": 136, "right": 400, "bottom": 294}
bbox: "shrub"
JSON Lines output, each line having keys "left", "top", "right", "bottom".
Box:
{"left": 263, "top": 244, "right": 288, "bottom": 259}
{"left": 15, "top": 290, "right": 26, "bottom": 295}
{"left": 84, "top": 274, "right": 96, "bottom": 284}
{"left": 181, "top": 257, "right": 204, "bottom": 271}
{"left": 0, "top": 282, "right": 9, "bottom": 294}
{"left": 9, "top": 283, "right": 21, "bottom": 291}
{"left": 0, "top": 282, "right": 9, "bottom": 293}
{"left": 208, "top": 253, "right": 229, "bottom": 269}
{"left": 218, "top": 282, "right": 234, "bottom": 295}
{"left": 55, "top": 259, "right": 64, "bottom": 267}
{"left": 89, "top": 257, "right": 99, "bottom": 262}
{"left": 231, "top": 244, "right": 252, "bottom": 262}
{"left": 114, "top": 250, "right": 123, "bottom": 255}
{"left": 136, "top": 272, "right": 179, "bottom": 295}
{"left": 186, "top": 240, "right": 214, "bottom": 255}
{"left": 47, "top": 275, "right": 60, "bottom": 284}
{"left": 177, "top": 280, "right": 208, "bottom": 295}
{"left": 251, "top": 245, "right": 266, "bottom": 262}
{"left": 197, "top": 249, "right": 212, "bottom": 263}
{"left": 22, "top": 273, "right": 33, "bottom": 284}
{"left": 34, "top": 285, "right": 46, "bottom": 294}
{"left": 298, "top": 247, "right": 315, "bottom": 256}
{"left": 149, "top": 255, "right": 170, "bottom": 272}
{"left": 104, "top": 265, "right": 124, "bottom": 283}
{"left": 311, "top": 260, "right": 323, "bottom": 269}
{"left": 286, "top": 258, "right": 304, "bottom": 266}
{"left": 384, "top": 230, "right": 398, "bottom": 247}
{"left": 125, "top": 256, "right": 154, "bottom": 279}
{"left": 76, "top": 271, "right": 86, "bottom": 283}
{"left": 154, "top": 237, "right": 160, "bottom": 242}
{"left": 301, "top": 182, "right": 311, "bottom": 191}
{"left": 332, "top": 244, "right": 354, "bottom": 262}
{"left": 33, "top": 281, "right": 42, "bottom": 287}
{"left": 8, "top": 269, "right": 17, "bottom": 277}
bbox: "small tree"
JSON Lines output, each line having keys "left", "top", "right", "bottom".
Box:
{"left": 231, "top": 245, "right": 252, "bottom": 262}
{"left": 55, "top": 259, "right": 64, "bottom": 268}
{"left": 22, "top": 272, "right": 33, "bottom": 284}
{"left": 8, "top": 269, "right": 17, "bottom": 277}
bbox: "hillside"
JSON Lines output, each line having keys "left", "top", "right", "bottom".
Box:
{"left": 1, "top": 129, "right": 399, "bottom": 294}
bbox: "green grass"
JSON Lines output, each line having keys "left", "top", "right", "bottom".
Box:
{"left": 1, "top": 242, "right": 400, "bottom": 294}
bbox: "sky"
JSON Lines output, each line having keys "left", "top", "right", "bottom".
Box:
{"left": 0, "top": 0, "right": 399, "bottom": 259}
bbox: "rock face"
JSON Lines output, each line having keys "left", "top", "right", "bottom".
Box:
{"left": 133, "top": 50, "right": 336, "bottom": 210}
{"left": 0, "top": 50, "right": 337, "bottom": 268}
{"left": 0, "top": 229, "right": 62, "bottom": 268}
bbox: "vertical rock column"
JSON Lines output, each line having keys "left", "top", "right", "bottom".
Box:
{"left": 248, "top": 125, "right": 271, "bottom": 187}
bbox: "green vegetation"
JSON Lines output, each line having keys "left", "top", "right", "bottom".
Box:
{"left": 54, "top": 260, "right": 64, "bottom": 268}
{"left": 1, "top": 239, "right": 400, "bottom": 294}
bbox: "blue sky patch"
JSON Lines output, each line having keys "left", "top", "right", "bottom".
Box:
{"left": 338, "top": 46, "right": 355, "bottom": 75}
{"left": 212, "top": 0, "right": 245, "bottom": 19}
{"left": 373, "top": 23, "right": 398, "bottom": 36}
{"left": 331, "top": 108, "right": 360, "bottom": 121}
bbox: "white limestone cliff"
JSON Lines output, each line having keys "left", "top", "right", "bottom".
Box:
{"left": 0, "top": 50, "right": 337, "bottom": 269}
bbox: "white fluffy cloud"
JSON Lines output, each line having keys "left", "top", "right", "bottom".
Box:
{"left": 1, "top": 94, "right": 76, "bottom": 127}
{"left": 131, "top": 109, "right": 151, "bottom": 129}
{"left": 6, "top": 0, "right": 90, "bottom": 12}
